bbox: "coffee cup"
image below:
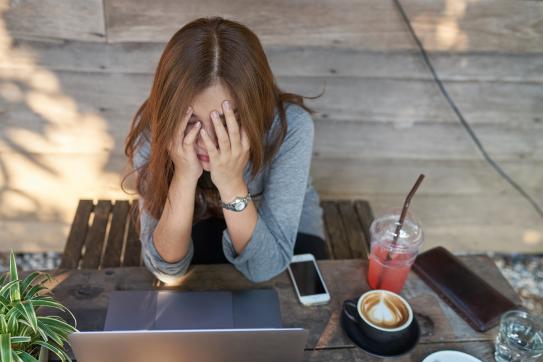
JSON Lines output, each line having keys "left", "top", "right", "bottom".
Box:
{"left": 343, "top": 289, "right": 414, "bottom": 344}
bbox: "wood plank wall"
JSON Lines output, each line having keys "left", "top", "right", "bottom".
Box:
{"left": 0, "top": 0, "right": 542, "bottom": 253}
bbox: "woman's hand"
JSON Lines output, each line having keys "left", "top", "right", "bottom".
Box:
{"left": 200, "top": 100, "right": 251, "bottom": 197}
{"left": 168, "top": 107, "right": 203, "bottom": 183}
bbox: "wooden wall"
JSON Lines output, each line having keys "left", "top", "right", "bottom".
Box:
{"left": 0, "top": 0, "right": 542, "bottom": 253}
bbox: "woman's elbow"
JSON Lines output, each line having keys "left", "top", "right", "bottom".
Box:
{"left": 243, "top": 252, "right": 292, "bottom": 283}
{"left": 142, "top": 253, "right": 190, "bottom": 286}
{"left": 154, "top": 271, "right": 189, "bottom": 286}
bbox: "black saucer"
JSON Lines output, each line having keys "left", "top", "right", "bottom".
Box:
{"left": 340, "top": 301, "right": 420, "bottom": 358}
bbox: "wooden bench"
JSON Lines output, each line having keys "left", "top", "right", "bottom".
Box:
{"left": 59, "top": 199, "right": 375, "bottom": 269}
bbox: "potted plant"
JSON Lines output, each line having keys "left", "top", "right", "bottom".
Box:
{"left": 0, "top": 251, "right": 77, "bottom": 362}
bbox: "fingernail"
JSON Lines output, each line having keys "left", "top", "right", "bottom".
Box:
{"left": 200, "top": 129, "right": 206, "bottom": 135}
{"left": 195, "top": 121, "right": 200, "bottom": 127}
{"left": 223, "top": 100, "right": 230, "bottom": 110}
{"left": 212, "top": 111, "right": 219, "bottom": 119}
{"left": 186, "top": 106, "right": 192, "bottom": 114}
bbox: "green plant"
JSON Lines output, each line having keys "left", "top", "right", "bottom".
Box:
{"left": 0, "top": 251, "right": 77, "bottom": 362}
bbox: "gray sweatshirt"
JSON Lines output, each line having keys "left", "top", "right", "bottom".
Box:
{"left": 134, "top": 103, "right": 325, "bottom": 284}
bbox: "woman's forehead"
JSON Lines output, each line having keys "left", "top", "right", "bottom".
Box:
{"left": 190, "top": 81, "right": 237, "bottom": 117}
{"left": 189, "top": 107, "right": 239, "bottom": 119}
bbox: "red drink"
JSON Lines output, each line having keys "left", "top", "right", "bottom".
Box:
{"left": 368, "top": 243, "right": 415, "bottom": 293}
{"left": 367, "top": 209, "right": 423, "bottom": 293}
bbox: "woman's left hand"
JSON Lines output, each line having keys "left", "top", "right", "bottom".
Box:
{"left": 200, "top": 100, "right": 251, "bottom": 197}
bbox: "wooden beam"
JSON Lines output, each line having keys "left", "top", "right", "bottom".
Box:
{"left": 4, "top": 0, "right": 106, "bottom": 42}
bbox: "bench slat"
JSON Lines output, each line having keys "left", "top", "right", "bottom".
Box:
{"left": 102, "top": 200, "right": 130, "bottom": 268}
{"left": 322, "top": 201, "right": 351, "bottom": 259}
{"left": 123, "top": 200, "right": 142, "bottom": 266}
{"left": 59, "top": 200, "right": 94, "bottom": 269}
{"left": 81, "top": 200, "right": 112, "bottom": 269}
{"left": 337, "top": 201, "right": 369, "bottom": 258}
{"left": 62, "top": 198, "right": 375, "bottom": 268}
{"left": 354, "top": 200, "right": 374, "bottom": 249}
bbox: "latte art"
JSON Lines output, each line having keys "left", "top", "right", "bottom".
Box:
{"left": 360, "top": 292, "right": 409, "bottom": 329}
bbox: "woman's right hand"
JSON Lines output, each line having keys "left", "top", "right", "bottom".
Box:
{"left": 168, "top": 107, "right": 203, "bottom": 182}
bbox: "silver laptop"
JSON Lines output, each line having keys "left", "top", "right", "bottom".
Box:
{"left": 68, "top": 289, "right": 308, "bottom": 362}
{"left": 69, "top": 328, "right": 307, "bottom": 362}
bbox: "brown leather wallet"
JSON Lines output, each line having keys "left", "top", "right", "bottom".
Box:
{"left": 413, "top": 246, "right": 519, "bottom": 332}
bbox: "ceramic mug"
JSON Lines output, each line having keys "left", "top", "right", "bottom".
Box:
{"left": 343, "top": 289, "right": 414, "bottom": 344}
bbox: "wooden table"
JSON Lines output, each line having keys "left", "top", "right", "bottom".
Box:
{"left": 43, "top": 256, "right": 520, "bottom": 361}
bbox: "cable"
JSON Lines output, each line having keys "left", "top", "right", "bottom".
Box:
{"left": 392, "top": 0, "right": 543, "bottom": 218}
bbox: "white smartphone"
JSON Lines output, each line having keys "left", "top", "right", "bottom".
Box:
{"left": 287, "top": 254, "right": 331, "bottom": 306}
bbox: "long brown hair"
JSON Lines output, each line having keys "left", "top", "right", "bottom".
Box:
{"left": 124, "top": 17, "right": 322, "bottom": 223}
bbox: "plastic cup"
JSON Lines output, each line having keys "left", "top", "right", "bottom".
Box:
{"left": 367, "top": 208, "right": 424, "bottom": 293}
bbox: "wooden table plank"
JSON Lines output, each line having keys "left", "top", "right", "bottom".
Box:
{"left": 304, "top": 340, "right": 496, "bottom": 361}
{"left": 102, "top": 200, "right": 130, "bottom": 268}
{"left": 80, "top": 200, "right": 112, "bottom": 269}
{"left": 42, "top": 257, "right": 520, "bottom": 352}
{"left": 123, "top": 200, "right": 142, "bottom": 266}
{"left": 60, "top": 200, "right": 94, "bottom": 269}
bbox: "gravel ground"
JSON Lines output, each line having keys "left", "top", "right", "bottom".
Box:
{"left": 491, "top": 253, "right": 543, "bottom": 315}
{"left": 0, "top": 252, "right": 541, "bottom": 315}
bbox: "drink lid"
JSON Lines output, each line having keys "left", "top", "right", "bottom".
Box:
{"left": 370, "top": 208, "right": 424, "bottom": 252}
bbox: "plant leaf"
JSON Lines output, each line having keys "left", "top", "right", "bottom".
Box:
{"left": 14, "top": 351, "right": 38, "bottom": 362}
{"left": 0, "top": 281, "right": 19, "bottom": 300}
{"left": 13, "top": 302, "right": 37, "bottom": 333}
{"left": 0, "top": 296, "right": 10, "bottom": 312}
{"left": 6, "top": 309, "right": 18, "bottom": 333}
{"left": 21, "top": 285, "right": 47, "bottom": 301}
{"left": 28, "top": 299, "right": 65, "bottom": 312}
{"left": 0, "top": 315, "right": 8, "bottom": 334}
{"left": 34, "top": 341, "right": 69, "bottom": 362}
{"left": 36, "top": 320, "right": 63, "bottom": 346}
{"left": 11, "top": 351, "right": 22, "bottom": 362}
{"left": 20, "top": 272, "right": 41, "bottom": 297}
{"left": 9, "top": 335, "right": 31, "bottom": 344}
{"left": 37, "top": 317, "right": 77, "bottom": 334}
{"left": 8, "top": 252, "right": 20, "bottom": 302}
{"left": 0, "top": 333, "right": 13, "bottom": 362}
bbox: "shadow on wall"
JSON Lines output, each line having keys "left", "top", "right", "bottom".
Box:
{"left": 0, "top": 9, "right": 135, "bottom": 252}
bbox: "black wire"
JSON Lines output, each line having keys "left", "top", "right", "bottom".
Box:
{"left": 392, "top": 0, "right": 543, "bottom": 219}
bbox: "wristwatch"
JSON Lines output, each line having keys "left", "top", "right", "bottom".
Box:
{"left": 221, "top": 192, "right": 252, "bottom": 212}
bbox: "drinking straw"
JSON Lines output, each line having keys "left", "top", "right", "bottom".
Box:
{"left": 390, "top": 173, "right": 425, "bottom": 248}
{"left": 375, "top": 174, "right": 425, "bottom": 289}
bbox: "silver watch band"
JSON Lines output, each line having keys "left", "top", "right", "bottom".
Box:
{"left": 221, "top": 192, "right": 252, "bottom": 211}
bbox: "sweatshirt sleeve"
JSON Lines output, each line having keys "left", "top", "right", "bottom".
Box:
{"left": 133, "top": 135, "right": 194, "bottom": 284}
{"left": 221, "top": 106, "right": 315, "bottom": 282}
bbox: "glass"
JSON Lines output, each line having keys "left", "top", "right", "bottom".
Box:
{"left": 494, "top": 310, "right": 543, "bottom": 362}
{"left": 367, "top": 208, "right": 423, "bottom": 293}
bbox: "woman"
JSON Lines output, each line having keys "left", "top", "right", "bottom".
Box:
{"left": 125, "top": 17, "right": 327, "bottom": 285}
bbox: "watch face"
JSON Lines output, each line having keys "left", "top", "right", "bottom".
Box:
{"left": 234, "top": 200, "right": 246, "bottom": 211}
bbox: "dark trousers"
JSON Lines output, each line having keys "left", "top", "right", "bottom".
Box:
{"left": 191, "top": 217, "right": 328, "bottom": 264}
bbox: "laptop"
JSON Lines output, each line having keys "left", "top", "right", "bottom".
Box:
{"left": 69, "top": 289, "right": 308, "bottom": 362}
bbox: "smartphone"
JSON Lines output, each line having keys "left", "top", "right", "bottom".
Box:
{"left": 287, "top": 254, "right": 330, "bottom": 306}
